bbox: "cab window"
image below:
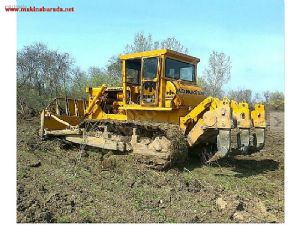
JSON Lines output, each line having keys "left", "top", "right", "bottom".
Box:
{"left": 143, "top": 57, "right": 158, "bottom": 80}
{"left": 165, "top": 58, "right": 195, "bottom": 82}
{"left": 126, "top": 59, "right": 141, "bottom": 85}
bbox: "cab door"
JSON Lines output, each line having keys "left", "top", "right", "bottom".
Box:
{"left": 140, "top": 57, "right": 160, "bottom": 106}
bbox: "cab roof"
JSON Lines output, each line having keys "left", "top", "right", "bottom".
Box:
{"left": 119, "top": 49, "right": 200, "bottom": 64}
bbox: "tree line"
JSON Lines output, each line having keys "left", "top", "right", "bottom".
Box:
{"left": 17, "top": 32, "right": 284, "bottom": 116}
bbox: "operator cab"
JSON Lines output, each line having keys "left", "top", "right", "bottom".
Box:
{"left": 120, "top": 49, "right": 200, "bottom": 108}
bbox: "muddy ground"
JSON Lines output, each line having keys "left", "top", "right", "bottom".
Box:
{"left": 17, "top": 111, "right": 284, "bottom": 223}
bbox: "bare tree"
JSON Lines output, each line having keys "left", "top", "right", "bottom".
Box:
{"left": 17, "top": 43, "right": 49, "bottom": 96}
{"left": 17, "top": 42, "right": 74, "bottom": 113}
{"left": 125, "top": 32, "right": 188, "bottom": 54}
{"left": 263, "top": 91, "right": 271, "bottom": 103}
{"left": 253, "top": 92, "right": 263, "bottom": 104}
{"left": 106, "top": 55, "right": 122, "bottom": 81}
{"left": 269, "top": 91, "right": 284, "bottom": 111}
{"left": 70, "top": 67, "right": 89, "bottom": 98}
{"left": 160, "top": 37, "right": 188, "bottom": 53}
{"left": 228, "top": 89, "right": 252, "bottom": 103}
{"left": 202, "top": 51, "right": 232, "bottom": 98}
{"left": 88, "top": 66, "right": 121, "bottom": 87}
{"left": 125, "top": 32, "right": 154, "bottom": 53}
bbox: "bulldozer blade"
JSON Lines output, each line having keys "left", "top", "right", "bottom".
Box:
{"left": 255, "top": 128, "right": 265, "bottom": 150}
{"left": 207, "top": 129, "right": 231, "bottom": 163}
{"left": 237, "top": 129, "right": 250, "bottom": 154}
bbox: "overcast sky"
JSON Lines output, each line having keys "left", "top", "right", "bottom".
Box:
{"left": 17, "top": 0, "right": 284, "bottom": 93}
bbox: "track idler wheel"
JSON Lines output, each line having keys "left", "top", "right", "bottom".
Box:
{"left": 207, "top": 129, "right": 231, "bottom": 162}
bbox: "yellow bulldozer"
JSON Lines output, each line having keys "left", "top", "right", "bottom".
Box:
{"left": 40, "top": 49, "right": 266, "bottom": 169}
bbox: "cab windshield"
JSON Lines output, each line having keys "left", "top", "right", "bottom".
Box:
{"left": 165, "top": 58, "right": 195, "bottom": 82}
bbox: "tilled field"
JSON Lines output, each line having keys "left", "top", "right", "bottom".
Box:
{"left": 17, "top": 111, "right": 284, "bottom": 223}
